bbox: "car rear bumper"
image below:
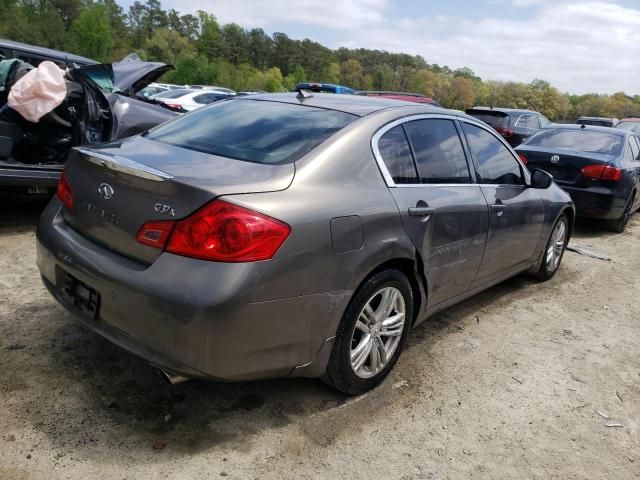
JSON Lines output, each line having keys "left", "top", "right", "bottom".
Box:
{"left": 36, "top": 199, "right": 351, "bottom": 381}
{"left": 560, "top": 185, "right": 626, "bottom": 220}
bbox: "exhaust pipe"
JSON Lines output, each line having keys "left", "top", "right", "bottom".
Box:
{"left": 157, "top": 368, "right": 190, "bottom": 385}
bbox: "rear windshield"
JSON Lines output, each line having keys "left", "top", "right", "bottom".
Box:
{"left": 146, "top": 99, "right": 357, "bottom": 164}
{"left": 577, "top": 119, "right": 614, "bottom": 127}
{"left": 465, "top": 111, "right": 508, "bottom": 129}
{"left": 526, "top": 129, "right": 623, "bottom": 155}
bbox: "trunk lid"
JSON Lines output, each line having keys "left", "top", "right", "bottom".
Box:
{"left": 62, "top": 137, "right": 295, "bottom": 264}
{"left": 517, "top": 145, "right": 616, "bottom": 185}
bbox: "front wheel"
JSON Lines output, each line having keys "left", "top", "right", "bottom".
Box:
{"left": 533, "top": 214, "right": 568, "bottom": 281}
{"left": 322, "top": 269, "right": 413, "bottom": 395}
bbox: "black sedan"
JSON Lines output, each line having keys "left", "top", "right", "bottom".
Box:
{"left": 516, "top": 124, "right": 640, "bottom": 232}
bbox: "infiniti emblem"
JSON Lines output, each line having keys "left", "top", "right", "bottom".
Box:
{"left": 97, "top": 183, "right": 114, "bottom": 200}
{"left": 550, "top": 155, "right": 560, "bottom": 164}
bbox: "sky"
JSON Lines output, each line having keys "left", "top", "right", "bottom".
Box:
{"left": 122, "top": 0, "right": 640, "bottom": 95}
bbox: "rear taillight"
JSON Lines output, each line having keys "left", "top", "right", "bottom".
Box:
{"left": 517, "top": 153, "right": 528, "bottom": 164}
{"left": 152, "top": 199, "right": 291, "bottom": 262}
{"left": 495, "top": 127, "right": 514, "bottom": 138}
{"left": 581, "top": 165, "right": 622, "bottom": 181}
{"left": 57, "top": 169, "right": 74, "bottom": 209}
{"left": 136, "top": 220, "right": 174, "bottom": 248}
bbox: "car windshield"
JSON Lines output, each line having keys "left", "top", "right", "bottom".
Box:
{"left": 526, "top": 129, "right": 623, "bottom": 155}
{"left": 153, "top": 89, "right": 193, "bottom": 99}
{"left": 146, "top": 99, "right": 357, "bottom": 164}
{"left": 466, "top": 111, "right": 509, "bottom": 129}
{"left": 616, "top": 121, "right": 640, "bottom": 135}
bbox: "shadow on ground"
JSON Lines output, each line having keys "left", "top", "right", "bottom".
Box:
{"left": 4, "top": 266, "right": 548, "bottom": 462}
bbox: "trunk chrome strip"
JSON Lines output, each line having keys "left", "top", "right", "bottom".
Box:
{"left": 74, "top": 147, "right": 173, "bottom": 182}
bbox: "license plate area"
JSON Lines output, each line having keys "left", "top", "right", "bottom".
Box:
{"left": 62, "top": 272, "right": 100, "bottom": 320}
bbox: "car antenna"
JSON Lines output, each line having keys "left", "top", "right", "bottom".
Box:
{"left": 580, "top": 123, "right": 586, "bottom": 129}
{"left": 296, "top": 88, "right": 313, "bottom": 100}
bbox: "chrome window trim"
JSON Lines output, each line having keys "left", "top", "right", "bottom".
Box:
{"left": 74, "top": 147, "right": 174, "bottom": 181}
{"left": 371, "top": 113, "right": 530, "bottom": 188}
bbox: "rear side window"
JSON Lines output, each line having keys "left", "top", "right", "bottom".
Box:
{"left": 526, "top": 129, "right": 623, "bottom": 155}
{"left": 147, "top": 99, "right": 356, "bottom": 165}
{"left": 462, "top": 123, "right": 523, "bottom": 185}
{"left": 629, "top": 138, "right": 639, "bottom": 161}
{"left": 616, "top": 122, "right": 640, "bottom": 135}
{"left": 403, "top": 119, "right": 471, "bottom": 184}
{"left": 525, "top": 115, "right": 539, "bottom": 129}
{"left": 377, "top": 125, "right": 418, "bottom": 184}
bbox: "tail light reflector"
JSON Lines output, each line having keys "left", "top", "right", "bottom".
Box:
{"left": 495, "top": 127, "right": 514, "bottom": 138}
{"left": 581, "top": 165, "right": 622, "bottom": 181}
{"left": 136, "top": 221, "right": 175, "bottom": 248}
{"left": 517, "top": 153, "right": 528, "bottom": 164}
{"left": 151, "top": 199, "right": 291, "bottom": 262}
{"left": 57, "top": 169, "right": 74, "bottom": 209}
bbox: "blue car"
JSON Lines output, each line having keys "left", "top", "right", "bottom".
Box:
{"left": 295, "top": 82, "right": 355, "bottom": 94}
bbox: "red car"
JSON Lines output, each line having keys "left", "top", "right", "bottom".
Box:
{"left": 356, "top": 91, "right": 441, "bottom": 107}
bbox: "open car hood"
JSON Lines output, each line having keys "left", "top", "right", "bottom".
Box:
{"left": 73, "top": 54, "right": 174, "bottom": 95}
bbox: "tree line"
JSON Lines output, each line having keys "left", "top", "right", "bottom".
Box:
{"left": 2, "top": 0, "right": 638, "bottom": 121}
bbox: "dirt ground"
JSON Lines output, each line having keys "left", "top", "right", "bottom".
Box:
{"left": 0, "top": 197, "right": 638, "bottom": 480}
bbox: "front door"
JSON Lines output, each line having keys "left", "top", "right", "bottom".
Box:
{"left": 460, "top": 121, "right": 545, "bottom": 287}
{"left": 374, "top": 117, "right": 489, "bottom": 307}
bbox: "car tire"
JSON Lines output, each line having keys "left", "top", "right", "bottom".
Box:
{"left": 322, "top": 269, "right": 413, "bottom": 395}
{"left": 609, "top": 193, "right": 634, "bottom": 234}
{"left": 533, "top": 213, "right": 569, "bottom": 281}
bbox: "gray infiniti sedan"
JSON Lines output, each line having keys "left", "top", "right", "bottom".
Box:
{"left": 36, "top": 93, "right": 574, "bottom": 395}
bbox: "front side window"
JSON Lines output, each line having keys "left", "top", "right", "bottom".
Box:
{"left": 403, "top": 119, "right": 471, "bottom": 184}
{"left": 377, "top": 125, "right": 419, "bottom": 184}
{"left": 462, "top": 123, "right": 523, "bottom": 185}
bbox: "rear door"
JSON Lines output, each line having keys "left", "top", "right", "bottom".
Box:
{"left": 374, "top": 116, "right": 489, "bottom": 306}
{"left": 460, "top": 121, "right": 545, "bottom": 286}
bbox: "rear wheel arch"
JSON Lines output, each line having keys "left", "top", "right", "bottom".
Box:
{"left": 561, "top": 207, "right": 575, "bottom": 241}
{"left": 353, "top": 256, "right": 426, "bottom": 326}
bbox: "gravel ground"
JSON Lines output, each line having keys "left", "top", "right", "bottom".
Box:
{"left": 1, "top": 198, "right": 639, "bottom": 480}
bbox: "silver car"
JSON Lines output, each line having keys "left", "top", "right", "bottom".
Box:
{"left": 37, "top": 94, "right": 574, "bottom": 395}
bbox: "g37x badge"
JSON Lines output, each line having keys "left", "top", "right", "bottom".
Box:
{"left": 154, "top": 203, "right": 176, "bottom": 216}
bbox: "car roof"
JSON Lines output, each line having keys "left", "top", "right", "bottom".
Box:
{"left": 238, "top": 92, "right": 453, "bottom": 116}
{"left": 540, "top": 124, "right": 628, "bottom": 136}
{"left": 0, "top": 38, "right": 97, "bottom": 65}
{"left": 618, "top": 118, "right": 640, "bottom": 122}
{"left": 467, "top": 106, "right": 540, "bottom": 115}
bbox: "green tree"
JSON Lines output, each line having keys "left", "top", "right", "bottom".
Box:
{"left": 146, "top": 27, "right": 194, "bottom": 65}
{"left": 71, "top": 2, "right": 113, "bottom": 62}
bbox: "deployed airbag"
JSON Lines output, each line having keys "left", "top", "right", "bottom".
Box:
{"left": 8, "top": 61, "right": 66, "bottom": 123}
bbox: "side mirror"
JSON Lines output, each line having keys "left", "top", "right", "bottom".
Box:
{"left": 530, "top": 169, "right": 553, "bottom": 189}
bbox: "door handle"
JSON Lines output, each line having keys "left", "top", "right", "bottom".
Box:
{"left": 491, "top": 204, "right": 506, "bottom": 216}
{"left": 408, "top": 206, "right": 436, "bottom": 216}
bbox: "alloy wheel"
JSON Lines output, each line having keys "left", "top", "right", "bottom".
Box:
{"left": 546, "top": 219, "right": 566, "bottom": 272}
{"left": 350, "top": 286, "right": 406, "bottom": 379}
